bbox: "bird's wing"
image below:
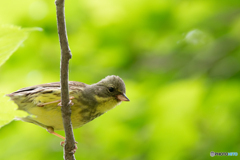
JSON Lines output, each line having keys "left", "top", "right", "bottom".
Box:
{"left": 6, "top": 81, "right": 87, "bottom": 96}
{"left": 6, "top": 81, "right": 87, "bottom": 112}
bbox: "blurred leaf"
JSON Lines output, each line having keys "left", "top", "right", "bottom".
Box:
{"left": 0, "top": 93, "right": 28, "bottom": 128}
{"left": 0, "top": 25, "right": 42, "bottom": 67}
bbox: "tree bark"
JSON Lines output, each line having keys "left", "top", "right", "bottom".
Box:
{"left": 55, "top": 0, "right": 76, "bottom": 159}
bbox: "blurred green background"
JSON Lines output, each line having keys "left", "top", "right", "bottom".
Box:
{"left": 1, "top": 0, "right": 240, "bottom": 160}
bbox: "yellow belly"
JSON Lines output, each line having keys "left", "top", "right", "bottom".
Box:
{"left": 27, "top": 92, "right": 87, "bottom": 130}
{"left": 28, "top": 103, "right": 86, "bottom": 130}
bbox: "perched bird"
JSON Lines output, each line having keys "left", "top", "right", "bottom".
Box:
{"left": 7, "top": 75, "right": 129, "bottom": 140}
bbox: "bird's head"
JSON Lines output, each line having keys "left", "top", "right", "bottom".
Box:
{"left": 93, "top": 75, "right": 129, "bottom": 102}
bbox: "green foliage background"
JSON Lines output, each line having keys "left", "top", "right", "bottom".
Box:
{"left": 1, "top": 0, "right": 240, "bottom": 160}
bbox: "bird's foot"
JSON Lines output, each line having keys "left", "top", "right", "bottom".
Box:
{"left": 60, "top": 141, "right": 78, "bottom": 154}
{"left": 37, "top": 96, "right": 74, "bottom": 107}
{"left": 57, "top": 96, "right": 75, "bottom": 106}
{"left": 37, "top": 99, "right": 61, "bottom": 107}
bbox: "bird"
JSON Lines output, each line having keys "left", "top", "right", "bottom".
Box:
{"left": 6, "top": 75, "right": 129, "bottom": 141}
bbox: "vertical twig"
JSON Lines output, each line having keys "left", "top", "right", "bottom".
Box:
{"left": 55, "top": 0, "right": 76, "bottom": 159}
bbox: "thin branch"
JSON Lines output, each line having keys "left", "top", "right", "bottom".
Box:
{"left": 55, "top": 0, "right": 76, "bottom": 159}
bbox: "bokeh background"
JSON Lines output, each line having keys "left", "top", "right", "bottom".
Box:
{"left": 1, "top": 0, "right": 240, "bottom": 160}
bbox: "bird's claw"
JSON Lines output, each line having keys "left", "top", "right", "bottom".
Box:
{"left": 58, "top": 100, "right": 74, "bottom": 106}
{"left": 70, "top": 146, "right": 78, "bottom": 154}
{"left": 60, "top": 141, "right": 78, "bottom": 154}
{"left": 58, "top": 96, "right": 74, "bottom": 106}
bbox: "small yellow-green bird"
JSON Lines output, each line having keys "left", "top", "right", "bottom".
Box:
{"left": 7, "top": 75, "right": 129, "bottom": 140}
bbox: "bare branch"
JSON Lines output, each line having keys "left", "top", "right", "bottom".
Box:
{"left": 55, "top": 0, "right": 76, "bottom": 159}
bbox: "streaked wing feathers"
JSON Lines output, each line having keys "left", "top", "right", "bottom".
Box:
{"left": 7, "top": 81, "right": 86, "bottom": 97}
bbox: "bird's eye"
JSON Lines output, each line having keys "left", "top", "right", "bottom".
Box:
{"left": 108, "top": 87, "right": 114, "bottom": 92}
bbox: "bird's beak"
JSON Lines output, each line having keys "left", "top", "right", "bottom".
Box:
{"left": 117, "top": 93, "right": 130, "bottom": 101}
